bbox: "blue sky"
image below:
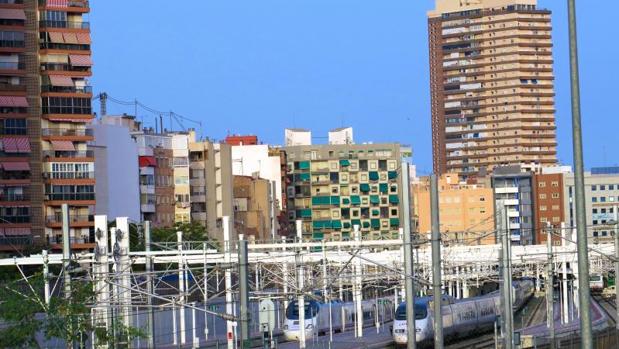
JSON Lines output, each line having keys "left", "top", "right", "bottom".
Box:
{"left": 90, "top": 1, "right": 617, "bottom": 175}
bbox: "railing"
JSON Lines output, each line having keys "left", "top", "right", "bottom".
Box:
{"left": 39, "top": 20, "right": 90, "bottom": 29}
{"left": 0, "top": 193, "right": 28, "bottom": 201}
{"left": 0, "top": 1, "right": 24, "bottom": 4}
{"left": 39, "top": 0, "right": 89, "bottom": 8}
{"left": 42, "top": 106, "right": 92, "bottom": 115}
{"left": 39, "top": 43, "right": 90, "bottom": 51}
{"left": 41, "top": 63, "right": 91, "bottom": 72}
{"left": 0, "top": 236, "right": 32, "bottom": 247}
{"left": 44, "top": 171, "right": 94, "bottom": 179}
{"left": 44, "top": 192, "right": 95, "bottom": 201}
{"left": 0, "top": 62, "right": 25, "bottom": 70}
{"left": 0, "top": 40, "right": 25, "bottom": 48}
{"left": 0, "top": 173, "right": 30, "bottom": 180}
{"left": 47, "top": 236, "right": 94, "bottom": 245}
{"left": 42, "top": 150, "right": 94, "bottom": 159}
{"left": 46, "top": 214, "right": 92, "bottom": 224}
{"left": 0, "top": 83, "right": 26, "bottom": 92}
{"left": 41, "top": 128, "right": 93, "bottom": 137}
{"left": 41, "top": 85, "right": 92, "bottom": 94}
{"left": 0, "top": 127, "right": 27, "bottom": 135}
{"left": 0, "top": 215, "right": 29, "bottom": 223}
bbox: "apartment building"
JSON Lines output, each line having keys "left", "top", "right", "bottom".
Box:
{"left": 233, "top": 175, "right": 273, "bottom": 241}
{"left": 564, "top": 167, "right": 619, "bottom": 244}
{"left": 428, "top": 0, "right": 557, "bottom": 180}
{"left": 413, "top": 173, "right": 495, "bottom": 245}
{"left": 285, "top": 130, "right": 411, "bottom": 241}
{"left": 188, "top": 137, "right": 234, "bottom": 241}
{"left": 0, "top": 0, "right": 94, "bottom": 252}
{"left": 532, "top": 166, "right": 569, "bottom": 244}
{"left": 491, "top": 166, "right": 535, "bottom": 245}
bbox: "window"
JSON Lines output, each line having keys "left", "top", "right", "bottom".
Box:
{"left": 593, "top": 208, "right": 598, "bottom": 214}
{"left": 601, "top": 197, "right": 607, "bottom": 203}
{"left": 540, "top": 205, "right": 547, "bottom": 211}
{"left": 609, "top": 185, "right": 615, "bottom": 190}
{"left": 552, "top": 205, "right": 559, "bottom": 211}
{"left": 551, "top": 193, "right": 560, "bottom": 199}
{"left": 552, "top": 217, "right": 560, "bottom": 223}
{"left": 600, "top": 185, "right": 606, "bottom": 191}
{"left": 551, "top": 181, "right": 559, "bottom": 187}
{"left": 593, "top": 231, "right": 598, "bottom": 237}
{"left": 538, "top": 182, "right": 546, "bottom": 188}
{"left": 42, "top": 97, "right": 92, "bottom": 115}
{"left": 593, "top": 220, "right": 598, "bottom": 225}
{"left": 591, "top": 185, "right": 597, "bottom": 191}
{"left": 592, "top": 197, "right": 598, "bottom": 203}
{"left": 539, "top": 193, "right": 547, "bottom": 200}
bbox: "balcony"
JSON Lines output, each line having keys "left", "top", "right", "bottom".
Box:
{"left": 44, "top": 192, "right": 95, "bottom": 201}
{"left": 0, "top": 236, "right": 32, "bottom": 250}
{"left": 46, "top": 214, "right": 92, "bottom": 226}
{"left": 39, "top": 0, "right": 90, "bottom": 8}
{"left": 0, "top": 40, "right": 24, "bottom": 49}
{"left": 39, "top": 20, "right": 90, "bottom": 29}
{"left": 0, "top": 126, "right": 27, "bottom": 135}
{"left": 41, "top": 63, "right": 90, "bottom": 73}
{"left": 42, "top": 150, "right": 94, "bottom": 159}
{"left": 0, "top": 215, "right": 29, "bottom": 223}
{"left": 0, "top": 62, "right": 25, "bottom": 71}
{"left": 0, "top": 1, "right": 24, "bottom": 4}
{"left": 44, "top": 171, "right": 94, "bottom": 180}
{"left": 41, "top": 128, "right": 93, "bottom": 137}
{"left": 47, "top": 235, "right": 94, "bottom": 246}
{"left": 0, "top": 83, "right": 26, "bottom": 92}
{"left": 41, "top": 85, "right": 92, "bottom": 94}
{"left": 140, "top": 204, "right": 155, "bottom": 213}
{"left": 191, "top": 212, "right": 207, "bottom": 222}
{"left": 0, "top": 192, "right": 28, "bottom": 201}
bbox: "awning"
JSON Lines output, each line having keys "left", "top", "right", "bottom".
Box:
{"left": 4, "top": 228, "right": 30, "bottom": 236}
{"left": 370, "top": 196, "right": 380, "bottom": 204}
{"left": 0, "top": 96, "right": 28, "bottom": 107}
{"left": 369, "top": 172, "right": 379, "bottom": 181}
{"left": 350, "top": 196, "right": 361, "bottom": 205}
{"left": 47, "top": 0, "right": 69, "bottom": 7}
{"left": 51, "top": 140, "right": 75, "bottom": 151}
{"left": 339, "top": 159, "right": 350, "bottom": 167}
{"left": 48, "top": 32, "right": 65, "bottom": 43}
{"left": 49, "top": 75, "right": 74, "bottom": 87}
{"left": 46, "top": 116, "right": 89, "bottom": 123}
{"left": 63, "top": 32, "right": 78, "bottom": 44}
{"left": 360, "top": 183, "right": 370, "bottom": 192}
{"left": 0, "top": 9, "right": 26, "bottom": 21}
{"left": 76, "top": 33, "right": 91, "bottom": 44}
{"left": 69, "top": 54, "right": 92, "bottom": 67}
{"left": 389, "top": 195, "right": 400, "bottom": 204}
{"left": 2, "top": 137, "right": 30, "bottom": 153}
{"left": 2, "top": 162, "right": 30, "bottom": 171}
{"left": 139, "top": 156, "right": 156, "bottom": 167}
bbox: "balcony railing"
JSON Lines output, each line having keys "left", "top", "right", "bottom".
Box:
{"left": 41, "top": 85, "right": 92, "bottom": 94}
{"left": 42, "top": 150, "right": 94, "bottom": 159}
{"left": 39, "top": 0, "right": 89, "bottom": 8}
{"left": 0, "top": 215, "right": 29, "bottom": 223}
{"left": 45, "top": 192, "right": 95, "bottom": 201}
{"left": 41, "top": 63, "right": 91, "bottom": 73}
{"left": 44, "top": 171, "right": 94, "bottom": 180}
{"left": 0, "top": 1, "right": 24, "bottom": 4}
{"left": 42, "top": 106, "right": 92, "bottom": 115}
{"left": 46, "top": 214, "right": 92, "bottom": 224}
{"left": 0, "top": 193, "right": 29, "bottom": 201}
{"left": 0, "top": 127, "right": 27, "bottom": 135}
{"left": 41, "top": 128, "right": 93, "bottom": 137}
{"left": 0, "top": 173, "right": 30, "bottom": 180}
{"left": 0, "top": 40, "right": 25, "bottom": 48}
{"left": 39, "top": 20, "right": 90, "bottom": 29}
{"left": 0, "top": 62, "right": 25, "bottom": 70}
{"left": 0, "top": 83, "right": 26, "bottom": 92}
{"left": 47, "top": 236, "right": 94, "bottom": 245}
{"left": 39, "top": 43, "right": 90, "bottom": 51}
{"left": 0, "top": 236, "right": 32, "bottom": 247}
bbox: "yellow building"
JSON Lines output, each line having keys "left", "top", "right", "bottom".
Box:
{"left": 413, "top": 174, "right": 495, "bottom": 245}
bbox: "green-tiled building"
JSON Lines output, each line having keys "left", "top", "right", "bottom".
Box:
{"left": 285, "top": 143, "right": 412, "bottom": 241}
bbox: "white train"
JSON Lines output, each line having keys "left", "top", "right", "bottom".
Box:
{"left": 393, "top": 280, "right": 534, "bottom": 346}
{"left": 283, "top": 298, "right": 394, "bottom": 341}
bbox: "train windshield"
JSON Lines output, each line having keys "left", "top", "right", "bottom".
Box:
{"left": 395, "top": 303, "right": 428, "bottom": 320}
{"left": 286, "top": 301, "right": 320, "bottom": 320}
{"left": 590, "top": 275, "right": 602, "bottom": 281}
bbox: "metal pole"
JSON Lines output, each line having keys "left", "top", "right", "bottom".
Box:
{"left": 282, "top": 237, "right": 289, "bottom": 313}
{"left": 546, "top": 224, "right": 555, "bottom": 349}
{"left": 224, "top": 216, "right": 234, "bottom": 349}
{"left": 430, "top": 175, "right": 443, "bottom": 349}
{"left": 614, "top": 206, "right": 619, "bottom": 330}
{"left": 354, "top": 225, "right": 363, "bottom": 338}
{"left": 204, "top": 242, "right": 210, "bottom": 341}
{"left": 322, "top": 240, "right": 333, "bottom": 343}
{"left": 501, "top": 203, "right": 513, "bottom": 349}
{"left": 62, "top": 204, "right": 78, "bottom": 349}
{"left": 239, "top": 236, "right": 251, "bottom": 348}
{"left": 402, "top": 162, "right": 417, "bottom": 349}
{"left": 145, "top": 221, "right": 156, "bottom": 348}
{"left": 177, "top": 231, "right": 186, "bottom": 346}
{"left": 567, "top": 0, "right": 592, "bottom": 347}
{"left": 296, "top": 220, "right": 306, "bottom": 349}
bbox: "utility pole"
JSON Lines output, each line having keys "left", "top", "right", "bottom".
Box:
{"left": 321, "top": 240, "right": 334, "bottom": 343}
{"left": 567, "top": 0, "right": 592, "bottom": 347}
{"left": 239, "top": 236, "right": 251, "bottom": 348}
{"left": 116, "top": 217, "right": 132, "bottom": 332}
{"left": 203, "top": 242, "right": 210, "bottom": 341}
{"left": 94, "top": 215, "right": 109, "bottom": 348}
{"left": 144, "top": 221, "right": 156, "bottom": 348}
{"left": 224, "top": 216, "right": 234, "bottom": 349}
{"left": 546, "top": 223, "right": 555, "bottom": 349}
{"left": 402, "top": 162, "right": 416, "bottom": 349}
{"left": 177, "top": 231, "right": 186, "bottom": 346}
{"left": 430, "top": 175, "right": 444, "bottom": 349}
{"left": 354, "top": 225, "right": 363, "bottom": 338}
{"left": 500, "top": 202, "right": 513, "bottom": 349}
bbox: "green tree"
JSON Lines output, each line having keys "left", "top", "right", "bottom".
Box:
{"left": 151, "top": 222, "right": 219, "bottom": 249}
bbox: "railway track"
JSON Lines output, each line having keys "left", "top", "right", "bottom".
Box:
{"left": 445, "top": 333, "right": 496, "bottom": 349}
{"left": 593, "top": 293, "right": 617, "bottom": 326}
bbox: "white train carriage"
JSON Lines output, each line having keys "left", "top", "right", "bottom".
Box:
{"left": 393, "top": 279, "right": 534, "bottom": 347}
{"left": 283, "top": 298, "right": 393, "bottom": 341}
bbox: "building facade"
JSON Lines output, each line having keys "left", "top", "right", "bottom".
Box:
{"left": 0, "top": 0, "right": 95, "bottom": 251}
{"left": 188, "top": 138, "right": 234, "bottom": 241}
{"left": 492, "top": 166, "right": 535, "bottom": 245}
{"left": 428, "top": 0, "right": 557, "bottom": 180}
{"left": 285, "top": 142, "right": 411, "bottom": 241}
{"left": 563, "top": 167, "right": 619, "bottom": 244}
{"left": 233, "top": 175, "right": 273, "bottom": 242}
{"left": 413, "top": 173, "right": 495, "bottom": 245}
{"left": 533, "top": 168, "right": 567, "bottom": 244}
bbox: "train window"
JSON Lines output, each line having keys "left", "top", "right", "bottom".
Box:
{"left": 395, "top": 303, "right": 428, "bottom": 320}
{"left": 285, "top": 301, "right": 320, "bottom": 320}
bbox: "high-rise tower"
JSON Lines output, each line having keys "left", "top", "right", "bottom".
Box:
{"left": 0, "top": 0, "right": 94, "bottom": 252}
{"left": 428, "top": 0, "right": 557, "bottom": 180}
